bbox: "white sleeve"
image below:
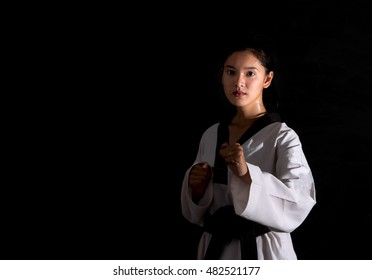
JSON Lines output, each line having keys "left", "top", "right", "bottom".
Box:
{"left": 180, "top": 127, "right": 215, "bottom": 226}
{"left": 181, "top": 166, "right": 213, "bottom": 226}
{"left": 230, "top": 129, "right": 316, "bottom": 233}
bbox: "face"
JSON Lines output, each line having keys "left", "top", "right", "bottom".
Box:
{"left": 222, "top": 50, "right": 273, "bottom": 109}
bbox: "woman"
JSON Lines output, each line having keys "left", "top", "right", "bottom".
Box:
{"left": 180, "top": 37, "right": 316, "bottom": 260}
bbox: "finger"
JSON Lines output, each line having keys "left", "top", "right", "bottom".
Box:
{"left": 230, "top": 157, "right": 240, "bottom": 164}
{"left": 189, "top": 179, "right": 204, "bottom": 187}
{"left": 220, "top": 148, "right": 234, "bottom": 158}
{"left": 226, "top": 150, "right": 241, "bottom": 158}
{"left": 199, "top": 162, "right": 209, "bottom": 169}
{"left": 191, "top": 167, "right": 209, "bottom": 176}
{"left": 220, "top": 142, "right": 229, "bottom": 149}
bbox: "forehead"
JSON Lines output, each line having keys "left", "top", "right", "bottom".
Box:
{"left": 224, "top": 50, "right": 262, "bottom": 68}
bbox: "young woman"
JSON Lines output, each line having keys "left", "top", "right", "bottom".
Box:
{"left": 180, "top": 37, "right": 316, "bottom": 260}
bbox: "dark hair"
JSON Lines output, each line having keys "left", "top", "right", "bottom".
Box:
{"left": 215, "top": 34, "right": 281, "bottom": 120}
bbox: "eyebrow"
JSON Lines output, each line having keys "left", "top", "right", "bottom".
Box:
{"left": 224, "top": 65, "right": 259, "bottom": 70}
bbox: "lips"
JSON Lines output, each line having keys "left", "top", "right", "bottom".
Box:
{"left": 233, "top": 90, "right": 246, "bottom": 97}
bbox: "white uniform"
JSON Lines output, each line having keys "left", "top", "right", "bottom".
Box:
{"left": 181, "top": 115, "right": 316, "bottom": 260}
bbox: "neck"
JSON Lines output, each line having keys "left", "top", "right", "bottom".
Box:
{"left": 231, "top": 111, "right": 267, "bottom": 128}
{"left": 232, "top": 104, "right": 267, "bottom": 127}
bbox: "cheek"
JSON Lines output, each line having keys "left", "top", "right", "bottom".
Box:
{"left": 222, "top": 77, "right": 233, "bottom": 88}
{"left": 222, "top": 83, "right": 231, "bottom": 94}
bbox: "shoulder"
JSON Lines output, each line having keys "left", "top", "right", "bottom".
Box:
{"left": 279, "top": 122, "right": 299, "bottom": 138}
{"left": 256, "top": 121, "right": 300, "bottom": 143}
{"left": 201, "top": 122, "right": 220, "bottom": 139}
{"left": 271, "top": 122, "right": 302, "bottom": 145}
{"left": 262, "top": 113, "right": 298, "bottom": 137}
{"left": 267, "top": 121, "right": 297, "bottom": 134}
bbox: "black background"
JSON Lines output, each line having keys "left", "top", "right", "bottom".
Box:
{"left": 3, "top": 1, "right": 371, "bottom": 260}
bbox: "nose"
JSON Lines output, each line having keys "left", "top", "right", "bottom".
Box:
{"left": 235, "top": 72, "right": 245, "bottom": 88}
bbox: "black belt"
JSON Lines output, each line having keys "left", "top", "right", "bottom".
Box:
{"left": 203, "top": 205, "right": 270, "bottom": 260}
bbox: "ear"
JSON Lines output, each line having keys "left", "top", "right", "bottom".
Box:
{"left": 263, "top": 71, "right": 274, "bottom": 88}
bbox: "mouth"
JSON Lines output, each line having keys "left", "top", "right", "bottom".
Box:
{"left": 232, "top": 90, "right": 246, "bottom": 97}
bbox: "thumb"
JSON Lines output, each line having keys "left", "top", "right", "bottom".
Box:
{"left": 220, "top": 142, "right": 228, "bottom": 149}
{"left": 198, "top": 162, "right": 209, "bottom": 169}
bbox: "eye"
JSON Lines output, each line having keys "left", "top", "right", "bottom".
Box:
{"left": 246, "top": 71, "right": 255, "bottom": 77}
{"left": 226, "top": 69, "right": 235, "bottom": 75}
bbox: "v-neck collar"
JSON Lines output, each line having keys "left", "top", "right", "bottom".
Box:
{"left": 212, "top": 113, "right": 281, "bottom": 184}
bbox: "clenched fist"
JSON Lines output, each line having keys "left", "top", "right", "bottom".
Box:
{"left": 188, "top": 162, "right": 212, "bottom": 203}
{"left": 219, "top": 142, "right": 250, "bottom": 181}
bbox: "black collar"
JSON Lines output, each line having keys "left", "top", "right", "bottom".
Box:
{"left": 213, "top": 113, "right": 281, "bottom": 184}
